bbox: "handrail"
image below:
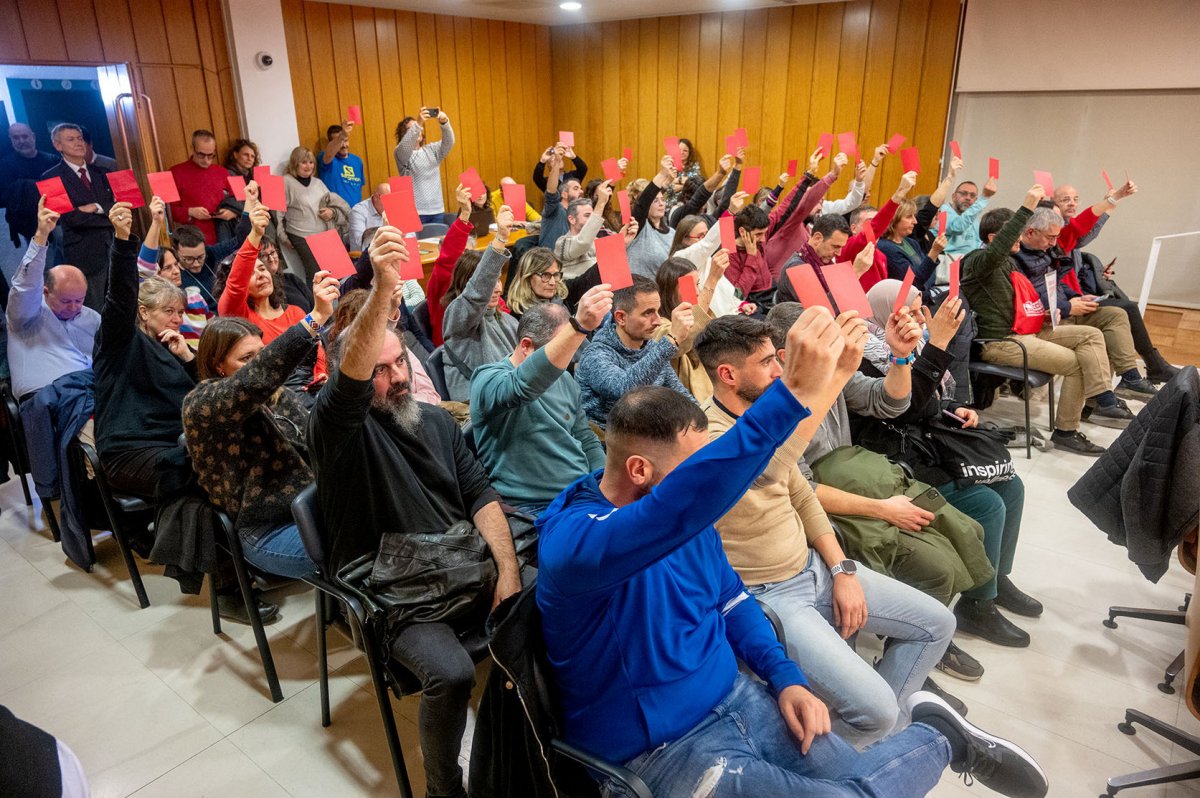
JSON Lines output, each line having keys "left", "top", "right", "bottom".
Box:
{"left": 1138, "top": 230, "right": 1200, "bottom": 315}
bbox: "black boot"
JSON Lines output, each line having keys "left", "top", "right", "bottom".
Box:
{"left": 217, "top": 593, "right": 280, "bottom": 625}
{"left": 1145, "top": 349, "right": 1181, "bottom": 384}
{"left": 995, "top": 576, "right": 1043, "bottom": 618}
{"left": 955, "top": 597, "right": 1030, "bottom": 647}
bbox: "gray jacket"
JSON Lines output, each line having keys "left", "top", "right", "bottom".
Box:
{"left": 442, "top": 245, "right": 519, "bottom": 402}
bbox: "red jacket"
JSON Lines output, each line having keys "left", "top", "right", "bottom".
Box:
{"left": 170, "top": 159, "right": 229, "bottom": 245}
{"left": 426, "top": 216, "right": 472, "bottom": 345}
{"left": 762, "top": 173, "right": 836, "bottom": 280}
{"left": 844, "top": 199, "right": 898, "bottom": 291}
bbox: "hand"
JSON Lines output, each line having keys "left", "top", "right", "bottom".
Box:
{"left": 831, "top": 152, "right": 848, "bottom": 177}
{"left": 738, "top": 302, "right": 758, "bottom": 315}
{"left": 494, "top": 205, "right": 514, "bottom": 243}
{"left": 438, "top": 110, "right": 450, "bottom": 124}
{"left": 1112, "top": 179, "right": 1137, "bottom": 201}
{"left": 780, "top": 306, "right": 846, "bottom": 408}
{"left": 778, "top": 171, "right": 791, "bottom": 186}
{"left": 369, "top": 225, "right": 407, "bottom": 290}
{"left": 854, "top": 159, "right": 867, "bottom": 182}
{"left": 982, "top": 176, "right": 997, "bottom": 198}
{"left": 341, "top": 120, "right": 354, "bottom": 137}
{"left": 318, "top": 207, "right": 335, "bottom": 222}
{"left": 708, "top": 248, "right": 730, "bottom": 283}
{"left": 738, "top": 226, "right": 759, "bottom": 256}
{"left": 418, "top": 106, "right": 432, "bottom": 121}
{"left": 149, "top": 195, "right": 167, "bottom": 224}
{"left": 1023, "top": 184, "right": 1046, "bottom": 209}
{"left": 617, "top": 156, "right": 629, "bottom": 174}
{"left": 777, "top": 685, "right": 832, "bottom": 755}
{"left": 575, "top": 284, "right": 614, "bottom": 331}
{"left": 885, "top": 300, "right": 923, "bottom": 357}
{"left": 540, "top": 146, "right": 553, "bottom": 164}
{"left": 1103, "top": 261, "right": 1116, "bottom": 280}
{"left": 921, "top": 295, "right": 964, "bottom": 350}
{"left": 244, "top": 179, "right": 260, "bottom": 205}
{"left": 894, "top": 170, "right": 917, "bottom": 200}
{"left": 948, "top": 156, "right": 964, "bottom": 177}
{"left": 34, "top": 196, "right": 59, "bottom": 244}
{"left": 78, "top": 203, "right": 101, "bottom": 214}
{"left": 453, "top": 183, "right": 472, "bottom": 216}
{"left": 953, "top": 407, "right": 979, "bottom": 428}
{"left": 833, "top": 311, "right": 869, "bottom": 382}
{"left": 728, "top": 190, "right": 751, "bottom": 216}
{"left": 831, "top": 569, "right": 868, "bottom": 639}
{"left": 852, "top": 242, "right": 875, "bottom": 277}
{"left": 659, "top": 155, "right": 678, "bottom": 181}
{"left": 1069, "top": 296, "right": 1099, "bottom": 316}
{"left": 492, "top": 569, "right": 521, "bottom": 611}
{"left": 871, "top": 143, "right": 889, "bottom": 165}
{"left": 877, "top": 495, "right": 934, "bottom": 532}
{"left": 595, "top": 179, "right": 613, "bottom": 207}
{"left": 249, "top": 203, "right": 271, "bottom": 237}
{"left": 808, "top": 147, "right": 823, "bottom": 174}
{"left": 158, "top": 328, "right": 194, "bottom": 362}
{"left": 188, "top": 206, "right": 212, "bottom": 220}
{"left": 562, "top": 145, "right": 575, "bottom": 160}
{"left": 669, "top": 301, "right": 695, "bottom": 343}
{"left": 718, "top": 153, "right": 733, "bottom": 174}
{"left": 108, "top": 201, "right": 134, "bottom": 240}
{"left": 215, "top": 208, "right": 238, "bottom": 221}
{"left": 929, "top": 233, "right": 947, "bottom": 258}
{"left": 734, "top": 147, "right": 746, "bottom": 167}
{"left": 621, "top": 219, "right": 639, "bottom": 245}
{"left": 311, "top": 270, "right": 340, "bottom": 324}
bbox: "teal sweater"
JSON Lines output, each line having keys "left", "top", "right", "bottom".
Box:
{"left": 470, "top": 348, "right": 605, "bottom": 510}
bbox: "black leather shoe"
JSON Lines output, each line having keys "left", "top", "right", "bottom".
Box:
{"left": 217, "top": 594, "right": 280, "bottom": 625}
{"left": 996, "top": 576, "right": 1043, "bottom": 618}
{"left": 955, "top": 598, "right": 1030, "bottom": 647}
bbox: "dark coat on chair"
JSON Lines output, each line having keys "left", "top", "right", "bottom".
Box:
{"left": 1069, "top": 366, "right": 1200, "bottom": 582}
{"left": 40, "top": 159, "right": 115, "bottom": 310}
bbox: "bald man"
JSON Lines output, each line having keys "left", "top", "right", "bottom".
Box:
{"left": 0, "top": 123, "right": 59, "bottom": 246}
{"left": 348, "top": 181, "right": 390, "bottom": 250}
{"left": 6, "top": 198, "right": 100, "bottom": 401}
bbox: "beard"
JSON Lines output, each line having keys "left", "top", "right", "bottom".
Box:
{"left": 371, "top": 381, "right": 422, "bottom": 435}
{"left": 735, "top": 381, "right": 768, "bottom": 405}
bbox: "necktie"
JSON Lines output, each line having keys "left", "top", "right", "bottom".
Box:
{"left": 77, "top": 166, "right": 93, "bottom": 194}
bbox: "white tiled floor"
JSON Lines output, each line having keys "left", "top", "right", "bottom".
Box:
{"left": 1, "top": 390, "right": 1197, "bottom": 797}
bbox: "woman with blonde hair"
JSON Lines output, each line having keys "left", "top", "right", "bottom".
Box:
{"left": 279, "top": 146, "right": 350, "bottom": 282}
{"left": 506, "top": 247, "right": 567, "bottom": 319}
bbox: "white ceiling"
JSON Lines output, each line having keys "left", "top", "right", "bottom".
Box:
{"left": 334, "top": 0, "right": 824, "bottom": 26}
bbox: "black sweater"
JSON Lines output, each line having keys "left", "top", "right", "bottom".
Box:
{"left": 94, "top": 235, "right": 197, "bottom": 456}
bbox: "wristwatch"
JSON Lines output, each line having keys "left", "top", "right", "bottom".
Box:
{"left": 830, "top": 560, "right": 858, "bottom": 578}
{"left": 568, "top": 316, "right": 593, "bottom": 335}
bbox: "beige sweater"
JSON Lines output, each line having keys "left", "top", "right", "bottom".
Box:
{"left": 705, "top": 398, "right": 836, "bottom": 585}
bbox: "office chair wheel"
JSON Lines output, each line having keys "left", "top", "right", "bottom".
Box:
{"left": 1158, "top": 681, "right": 1176, "bottom": 695}
{"left": 1103, "top": 618, "right": 1119, "bottom": 629}
{"left": 1117, "top": 721, "right": 1136, "bottom": 735}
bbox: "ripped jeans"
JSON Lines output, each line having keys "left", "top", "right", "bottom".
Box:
{"left": 603, "top": 674, "right": 949, "bottom": 797}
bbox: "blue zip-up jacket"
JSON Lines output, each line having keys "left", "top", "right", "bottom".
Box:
{"left": 536, "top": 379, "right": 810, "bottom": 764}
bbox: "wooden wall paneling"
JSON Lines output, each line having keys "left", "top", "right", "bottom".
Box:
{"left": 58, "top": 0, "right": 105, "bottom": 63}
{"left": 881, "top": 0, "right": 930, "bottom": 195}
{"left": 392, "top": 11, "right": 424, "bottom": 152}
{"left": 534, "top": 23, "right": 552, "bottom": 164}
{"left": 616, "top": 21, "right": 640, "bottom": 171}
{"left": 436, "top": 14, "right": 470, "bottom": 186}
{"left": 352, "top": 5, "right": 386, "bottom": 192}
{"left": 673, "top": 14, "right": 700, "bottom": 171}
{"left": 783, "top": 6, "right": 818, "bottom": 161}
{"left": 283, "top": 0, "right": 319, "bottom": 159}
{"left": 173, "top": 66, "right": 217, "bottom": 162}
{"left": 597, "top": 22, "right": 621, "bottom": 176}
{"left": 692, "top": 14, "right": 721, "bottom": 173}
{"left": 521, "top": 24, "right": 545, "bottom": 175}
{"left": 372, "top": 10, "right": 402, "bottom": 180}
{"left": 15, "top": 3, "right": 68, "bottom": 63}
{"left": 413, "top": 13, "right": 441, "bottom": 140}
{"left": 138, "top": 66, "right": 187, "bottom": 166}
{"left": 131, "top": 1, "right": 173, "bottom": 66}
{"left": 738, "top": 10, "right": 766, "bottom": 168}
{"left": 467, "top": 18, "right": 493, "bottom": 185}
{"left": 96, "top": 0, "right": 138, "bottom": 63}
{"left": 0, "top": 0, "right": 31, "bottom": 61}
{"left": 759, "top": 7, "right": 794, "bottom": 176}
{"left": 912, "top": 0, "right": 961, "bottom": 192}
{"left": 303, "top": 1, "right": 340, "bottom": 161}
{"left": 635, "top": 19, "right": 660, "bottom": 184}
{"left": 656, "top": 16, "right": 680, "bottom": 164}
{"left": 162, "top": 0, "right": 203, "bottom": 67}
{"left": 808, "top": 4, "right": 844, "bottom": 172}
{"left": 856, "top": 0, "right": 901, "bottom": 173}
{"left": 713, "top": 13, "right": 743, "bottom": 165}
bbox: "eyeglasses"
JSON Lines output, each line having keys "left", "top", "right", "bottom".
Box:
{"left": 535, "top": 271, "right": 562, "bottom": 283}
{"left": 178, "top": 254, "right": 206, "bottom": 266}
{"left": 259, "top": 249, "right": 279, "bottom": 262}
{"left": 194, "top": 151, "right": 217, "bottom": 160}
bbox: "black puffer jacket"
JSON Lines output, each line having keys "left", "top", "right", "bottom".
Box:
{"left": 1068, "top": 366, "right": 1200, "bottom": 582}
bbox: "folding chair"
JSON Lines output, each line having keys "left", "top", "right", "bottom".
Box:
{"left": 968, "top": 337, "right": 1056, "bottom": 459}
{"left": 0, "top": 384, "right": 60, "bottom": 543}
{"left": 426, "top": 346, "right": 451, "bottom": 401}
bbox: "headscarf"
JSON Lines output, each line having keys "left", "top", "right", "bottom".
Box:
{"left": 862, "top": 279, "right": 955, "bottom": 396}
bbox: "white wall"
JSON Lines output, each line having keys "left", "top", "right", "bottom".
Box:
{"left": 221, "top": 0, "right": 299, "bottom": 173}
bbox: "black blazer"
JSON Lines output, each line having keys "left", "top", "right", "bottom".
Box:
{"left": 40, "top": 159, "right": 115, "bottom": 243}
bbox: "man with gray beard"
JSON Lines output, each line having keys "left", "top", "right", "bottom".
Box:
{"left": 308, "top": 223, "right": 522, "bottom": 798}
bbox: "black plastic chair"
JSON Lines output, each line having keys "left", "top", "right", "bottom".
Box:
{"left": 461, "top": 421, "right": 478, "bottom": 457}
{"left": 0, "top": 384, "right": 61, "bottom": 542}
{"left": 426, "top": 346, "right": 451, "bottom": 401}
{"left": 67, "top": 439, "right": 152, "bottom": 608}
{"left": 969, "top": 337, "right": 1056, "bottom": 459}
{"left": 1104, "top": 593, "right": 1189, "bottom": 695}
{"left": 207, "top": 505, "right": 285, "bottom": 703}
{"left": 410, "top": 300, "right": 433, "bottom": 343}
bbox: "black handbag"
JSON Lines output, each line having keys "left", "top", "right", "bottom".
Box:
{"left": 925, "top": 416, "right": 1016, "bottom": 487}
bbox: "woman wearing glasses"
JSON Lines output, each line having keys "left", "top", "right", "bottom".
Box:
{"left": 136, "top": 197, "right": 213, "bottom": 348}
{"left": 506, "top": 247, "right": 567, "bottom": 321}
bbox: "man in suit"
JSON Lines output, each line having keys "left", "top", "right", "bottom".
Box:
{"left": 41, "top": 123, "right": 115, "bottom": 310}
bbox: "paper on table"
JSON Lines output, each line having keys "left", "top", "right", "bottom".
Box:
{"left": 900, "top": 147, "right": 920, "bottom": 174}
{"left": 381, "top": 177, "right": 422, "bottom": 234}
{"left": 664, "top": 136, "right": 684, "bottom": 171}
{"left": 347, "top": 105, "right": 363, "bottom": 125}
{"left": 595, "top": 234, "right": 633, "bottom": 290}
{"left": 618, "top": 190, "right": 632, "bottom": 226}
{"left": 1033, "top": 170, "right": 1055, "bottom": 197}
{"left": 501, "top": 183, "right": 527, "bottom": 223}
{"left": 948, "top": 258, "right": 961, "bottom": 301}
{"left": 1101, "top": 170, "right": 1113, "bottom": 191}
{"left": 837, "top": 131, "right": 858, "bottom": 164}
{"left": 601, "top": 158, "right": 622, "bottom": 183}
{"left": 886, "top": 133, "right": 906, "bottom": 153}
{"left": 36, "top": 177, "right": 73, "bottom": 214}
{"left": 949, "top": 140, "right": 962, "bottom": 160}
{"left": 107, "top": 169, "right": 144, "bottom": 208}
{"left": 306, "top": 228, "right": 355, "bottom": 279}
{"left": 401, "top": 237, "right": 424, "bottom": 281}
{"left": 822, "top": 261, "right": 873, "bottom": 317}
{"left": 257, "top": 174, "right": 286, "bottom": 212}
{"left": 558, "top": 131, "right": 575, "bottom": 147}
{"left": 786, "top": 263, "right": 833, "bottom": 314}
{"left": 227, "top": 175, "right": 247, "bottom": 201}
{"left": 459, "top": 168, "right": 486, "bottom": 201}
{"left": 818, "top": 133, "right": 834, "bottom": 159}
{"left": 988, "top": 157, "right": 1000, "bottom": 180}
{"left": 893, "top": 269, "right": 917, "bottom": 315}
{"left": 786, "top": 159, "right": 798, "bottom": 177}
{"left": 719, "top": 215, "right": 737, "bottom": 253}
{"left": 677, "top": 273, "right": 699, "bottom": 306}
{"left": 741, "top": 166, "right": 761, "bottom": 197}
{"left": 147, "top": 171, "right": 181, "bottom": 204}
{"left": 937, "top": 211, "right": 948, "bottom": 237}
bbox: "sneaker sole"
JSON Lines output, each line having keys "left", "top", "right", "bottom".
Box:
{"left": 908, "top": 692, "right": 1049, "bottom": 797}
{"left": 1083, "top": 415, "right": 1132, "bottom": 429}
{"left": 935, "top": 661, "right": 984, "bottom": 682}
{"left": 1114, "top": 388, "right": 1155, "bottom": 402}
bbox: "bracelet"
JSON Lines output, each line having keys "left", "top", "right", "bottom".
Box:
{"left": 889, "top": 352, "right": 916, "bottom": 366}
{"left": 301, "top": 313, "right": 325, "bottom": 338}
{"left": 663, "top": 333, "right": 679, "bottom": 347}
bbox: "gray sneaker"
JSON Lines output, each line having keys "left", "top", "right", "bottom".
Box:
{"left": 1086, "top": 403, "right": 1134, "bottom": 429}
{"left": 1050, "top": 430, "right": 1106, "bottom": 456}
{"left": 1115, "top": 377, "right": 1158, "bottom": 401}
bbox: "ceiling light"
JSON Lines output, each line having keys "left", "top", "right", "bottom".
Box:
{"left": 560, "top": 1, "right": 582, "bottom": 9}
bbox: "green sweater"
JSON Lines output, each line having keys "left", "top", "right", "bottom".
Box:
{"left": 470, "top": 348, "right": 605, "bottom": 510}
{"left": 959, "top": 205, "right": 1033, "bottom": 340}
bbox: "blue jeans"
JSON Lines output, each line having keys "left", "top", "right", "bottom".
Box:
{"left": 748, "top": 552, "right": 954, "bottom": 744}
{"left": 240, "top": 523, "right": 316, "bottom": 579}
{"left": 937, "top": 476, "right": 1024, "bottom": 601}
{"left": 419, "top": 212, "right": 448, "bottom": 226}
{"left": 604, "top": 674, "right": 949, "bottom": 797}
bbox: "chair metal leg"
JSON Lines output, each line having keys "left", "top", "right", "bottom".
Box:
{"left": 209, "top": 575, "right": 222, "bottom": 635}
{"left": 1159, "top": 650, "right": 1185, "bottom": 695}
{"left": 315, "top": 588, "right": 331, "bottom": 727}
{"left": 359, "top": 621, "right": 414, "bottom": 798}
{"left": 1022, "top": 372, "right": 1032, "bottom": 459}
{"left": 1105, "top": 759, "right": 1200, "bottom": 795}
{"left": 104, "top": 513, "right": 150, "bottom": 609}
{"left": 1047, "top": 375, "right": 1056, "bottom": 431}
{"left": 1104, "top": 607, "right": 1185, "bottom": 629}
{"left": 44, "top": 502, "right": 62, "bottom": 542}
{"left": 17, "top": 472, "right": 32, "bottom": 506}
{"left": 226, "top": 535, "right": 283, "bottom": 703}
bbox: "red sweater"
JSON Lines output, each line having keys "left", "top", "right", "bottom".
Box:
{"left": 426, "top": 216, "right": 473, "bottom": 345}
{"left": 218, "top": 238, "right": 305, "bottom": 343}
{"left": 844, "top": 199, "right": 898, "bottom": 292}
{"left": 762, "top": 173, "right": 836, "bottom": 279}
{"left": 170, "top": 159, "right": 229, "bottom": 245}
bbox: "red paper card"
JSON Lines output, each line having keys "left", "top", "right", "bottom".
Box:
{"left": 253, "top": 165, "right": 272, "bottom": 183}
{"left": 1101, "top": 170, "right": 1113, "bottom": 191}
{"left": 786, "top": 264, "right": 833, "bottom": 313}
{"left": 900, "top": 147, "right": 920, "bottom": 174}
{"left": 306, "top": 228, "right": 355, "bottom": 279}
{"left": 822, "top": 261, "right": 873, "bottom": 318}
{"left": 501, "top": 182, "right": 527, "bottom": 223}
{"left": 601, "top": 158, "right": 622, "bottom": 183}
{"left": 558, "top": 131, "right": 575, "bottom": 147}
{"left": 786, "top": 159, "right": 798, "bottom": 177}
{"left": 886, "top": 133, "right": 906, "bottom": 153}
{"left": 258, "top": 174, "right": 286, "bottom": 212}
{"left": 948, "top": 258, "right": 961, "bottom": 301}
{"left": 677, "top": 273, "right": 699, "bottom": 306}
{"left": 595, "top": 234, "right": 633, "bottom": 290}
{"left": 837, "top": 131, "right": 858, "bottom": 164}
{"left": 719, "top": 215, "right": 737, "bottom": 253}
{"left": 401, "top": 237, "right": 424, "bottom": 281}
{"left": 107, "top": 169, "right": 144, "bottom": 208}
{"left": 1033, "top": 170, "right": 1054, "bottom": 197}
{"left": 818, "top": 133, "right": 834, "bottom": 159}
{"left": 622, "top": 147, "right": 632, "bottom": 162}
{"left": 147, "top": 171, "right": 180, "bottom": 203}
{"left": 988, "top": 157, "right": 1000, "bottom": 180}
{"left": 664, "top": 136, "right": 684, "bottom": 171}
{"left": 725, "top": 135, "right": 738, "bottom": 158}
{"left": 741, "top": 166, "right": 761, "bottom": 197}
{"left": 863, "top": 217, "right": 878, "bottom": 244}
{"left": 893, "top": 269, "right": 917, "bottom": 315}
{"left": 382, "top": 176, "right": 421, "bottom": 234}
{"left": 949, "top": 140, "right": 962, "bottom": 160}
{"left": 937, "top": 211, "right": 948, "bottom": 237}
{"left": 347, "top": 105, "right": 362, "bottom": 125}
{"left": 733, "top": 127, "right": 749, "bottom": 149}
{"left": 459, "top": 168, "right": 486, "bottom": 201}
{"left": 36, "top": 177, "right": 73, "bottom": 214}
{"left": 227, "top": 175, "right": 247, "bottom": 201}
{"left": 617, "top": 190, "right": 632, "bottom": 226}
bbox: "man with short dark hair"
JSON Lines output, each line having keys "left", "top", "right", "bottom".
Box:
{"left": 773, "top": 214, "right": 866, "bottom": 305}
{"left": 172, "top": 215, "right": 253, "bottom": 311}
{"left": 553, "top": 181, "right": 615, "bottom": 280}
{"left": 318, "top": 121, "right": 365, "bottom": 207}
{"left": 576, "top": 276, "right": 694, "bottom": 425}
{"left": 941, "top": 177, "right": 996, "bottom": 256}
{"left": 537, "top": 149, "right": 584, "bottom": 250}
{"left": 471, "top": 288, "right": 610, "bottom": 516}
{"left": 0, "top": 122, "right": 58, "bottom": 247}
{"left": 725, "top": 203, "right": 773, "bottom": 300}
{"left": 169, "top": 129, "right": 234, "bottom": 245}
{"left": 310, "top": 223, "right": 523, "bottom": 798}
{"left": 537, "top": 307, "right": 1048, "bottom": 798}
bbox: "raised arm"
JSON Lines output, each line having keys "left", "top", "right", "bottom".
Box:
{"left": 98, "top": 202, "right": 141, "bottom": 354}
{"left": 442, "top": 208, "right": 512, "bottom": 340}
{"left": 8, "top": 198, "right": 58, "bottom": 331}
{"left": 430, "top": 114, "right": 455, "bottom": 165}
{"left": 321, "top": 121, "right": 350, "bottom": 165}
{"left": 217, "top": 196, "right": 270, "bottom": 318}
{"left": 393, "top": 119, "right": 422, "bottom": 172}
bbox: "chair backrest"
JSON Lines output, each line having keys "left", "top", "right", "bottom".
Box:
{"left": 411, "top": 300, "right": 433, "bottom": 342}
{"left": 461, "top": 421, "right": 478, "bottom": 457}
{"left": 291, "top": 484, "right": 328, "bottom": 572}
{"left": 426, "top": 346, "right": 451, "bottom": 401}
{"left": 417, "top": 222, "right": 449, "bottom": 239}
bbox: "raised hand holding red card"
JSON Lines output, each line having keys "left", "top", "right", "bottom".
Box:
{"left": 817, "top": 133, "right": 834, "bottom": 159}
{"left": 937, "top": 211, "right": 948, "bottom": 237}
{"left": 1033, "top": 170, "right": 1054, "bottom": 197}
{"left": 786, "top": 159, "right": 798, "bottom": 177}
{"left": 677, "top": 273, "right": 699, "bottom": 306}
{"left": 719, "top": 215, "right": 737, "bottom": 253}
{"left": 107, "top": 170, "right": 144, "bottom": 208}
{"left": 347, "top": 105, "right": 363, "bottom": 125}
{"left": 664, "top": 137, "right": 684, "bottom": 171}
{"left": 741, "top": 166, "right": 761, "bottom": 197}
{"left": 595, "top": 234, "right": 634, "bottom": 290}
{"left": 401, "top": 238, "right": 424, "bottom": 281}
{"left": 381, "top": 177, "right": 421, "bottom": 234}
{"left": 559, "top": 131, "right": 575, "bottom": 148}
{"left": 949, "top": 140, "right": 962, "bottom": 160}
{"left": 837, "top": 132, "right": 858, "bottom": 164}
{"left": 617, "top": 190, "right": 632, "bottom": 226}
{"left": 602, "top": 158, "right": 622, "bottom": 183}
{"left": 948, "top": 258, "right": 961, "bottom": 301}
{"left": 988, "top": 157, "right": 1000, "bottom": 180}
{"left": 1101, "top": 170, "right": 1113, "bottom": 191}
{"left": 786, "top": 263, "right": 834, "bottom": 314}
{"left": 227, "top": 175, "right": 247, "bottom": 201}
{"left": 459, "top": 168, "right": 486, "bottom": 201}
{"left": 822, "top": 262, "right": 873, "bottom": 317}
{"left": 900, "top": 147, "right": 920, "bottom": 174}
{"left": 36, "top": 178, "right": 73, "bottom": 214}
{"left": 501, "top": 183, "right": 527, "bottom": 223}
{"left": 893, "top": 269, "right": 917, "bottom": 315}
{"left": 886, "top": 133, "right": 906, "bottom": 153}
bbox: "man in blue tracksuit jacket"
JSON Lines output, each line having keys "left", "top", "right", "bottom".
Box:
{"left": 536, "top": 306, "right": 1048, "bottom": 797}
